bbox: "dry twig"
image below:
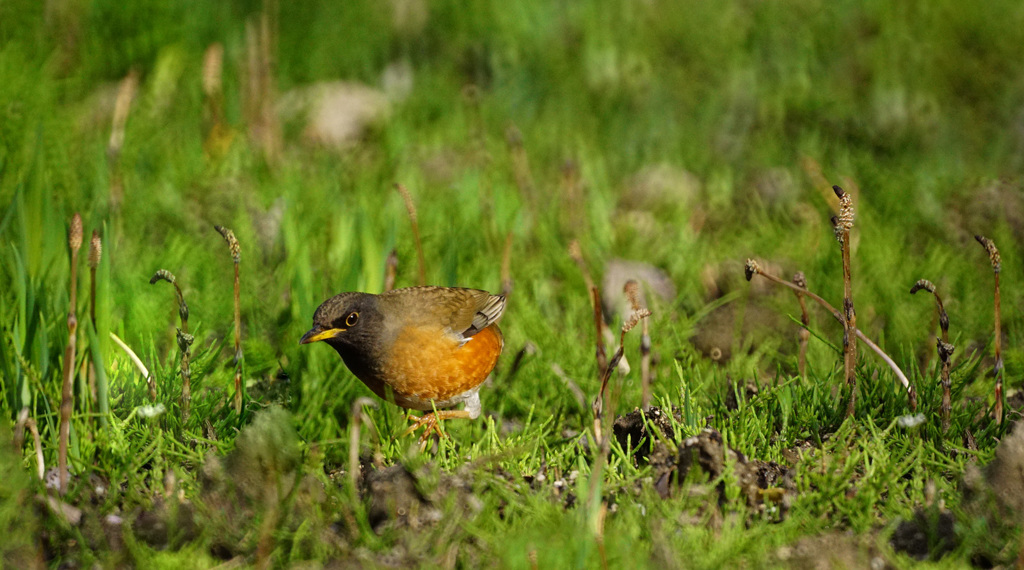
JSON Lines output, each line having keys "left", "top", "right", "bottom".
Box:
{"left": 910, "top": 279, "right": 951, "bottom": 430}
{"left": 59, "top": 213, "right": 82, "bottom": 495}
{"left": 150, "top": 269, "right": 192, "bottom": 421}
{"left": 793, "top": 272, "right": 810, "bottom": 379}
{"left": 975, "top": 235, "right": 1003, "bottom": 425}
{"left": 832, "top": 185, "right": 858, "bottom": 418}
{"left": 745, "top": 259, "right": 913, "bottom": 402}
{"left": 215, "top": 225, "right": 244, "bottom": 414}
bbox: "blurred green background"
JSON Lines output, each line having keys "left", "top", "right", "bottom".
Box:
{"left": 2, "top": 0, "right": 1023, "bottom": 566}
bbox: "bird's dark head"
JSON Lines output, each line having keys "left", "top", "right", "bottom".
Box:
{"left": 299, "top": 292, "right": 385, "bottom": 356}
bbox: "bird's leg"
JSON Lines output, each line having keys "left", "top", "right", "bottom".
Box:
{"left": 403, "top": 409, "right": 474, "bottom": 443}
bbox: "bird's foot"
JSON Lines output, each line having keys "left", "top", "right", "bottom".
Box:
{"left": 403, "top": 412, "right": 445, "bottom": 445}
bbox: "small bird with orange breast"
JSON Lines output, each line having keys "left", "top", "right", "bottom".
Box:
{"left": 300, "top": 286, "right": 506, "bottom": 439}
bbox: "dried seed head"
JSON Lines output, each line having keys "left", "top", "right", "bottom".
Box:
{"left": 215, "top": 225, "right": 241, "bottom": 263}
{"left": 88, "top": 230, "right": 102, "bottom": 268}
{"left": 176, "top": 329, "right": 194, "bottom": 351}
{"left": 622, "top": 308, "right": 652, "bottom": 334}
{"left": 624, "top": 279, "right": 643, "bottom": 311}
{"left": 833, "top": 185, "right": 854, "bottom": 234}
{"left": 744, "top": 259, "right": 761, "bottom": 281}
{"left": 69, "top": 213, "right": 83, "bottom": 252}
{"left": 831, "top": 215, "right": 843, "bottom": 244}
{"left": 149, "top": 269, "right": 176, "bottom": 285}
{"left": 792, "top": 271, "right": 806, "bottom": 289}
{"left": 202, "top": 43, "right": 224, "bottom": 96}
{"left": 936, "top": 339, "right": 955, "bottom": 361}
{"left": 567, "top": 239, "right": 583, "bottom": 263}
{"left": 974, "top": 235, "right": 1001, "bottom": 273}
{"left": 909, "top": 279, "right": 935, "bottom": 294}
{"left": 395, "top": 183, "right": 418, "bottom": 224}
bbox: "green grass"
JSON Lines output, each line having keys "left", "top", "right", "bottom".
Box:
{"left": 2, "top": 0, "right": 1024, "bottom": 567}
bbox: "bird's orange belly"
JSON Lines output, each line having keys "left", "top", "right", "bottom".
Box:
{"left": 380, "top": 324, "right": 503, "bottom": 406}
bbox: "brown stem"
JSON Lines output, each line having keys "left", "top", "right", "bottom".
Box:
{"left": 833, "top": 186, "right": 857, "bottom": 418}
{"left": 624, "top": 280, "right": 653, "bottom": 409}
{"left": 383, "top": 249, "right": 398, "bottom": 292}
{"left": 745, "top": 260, "right": 913, "bottom": 399}
{"left": 59, "top": 213, "right": 82, "bottom": 495}
{"left": 794, "top": 272, "right": 810, "bottom": 379}
{"left": 591, "top": 287, "right": 608, "bottom": 376}
{"left": 150, "top": 269, "right": 191, "bottom": 421}
{"left": 975, "top": 235, "right": 1003, "bottom": 425}
{"left": 215, "top": 226, "right": 244, "bottom": 414}
{"left": 232, "top": 260, "right": 242, "bottom": 414}
{"left": 994, "top": 271, "right": 1003, "bottom": 425}
{"left": 937, "top": 340, "right": 954, "bottom": 433}
{"left": 640, "top": 318, "right": 652, "bottom": 410}
{"left": 910, "top": 280, "right": 950, "bottom": 428}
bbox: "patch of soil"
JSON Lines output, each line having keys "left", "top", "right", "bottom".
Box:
{"left": 363, "top": 464, "right": 438, "bottom": 530}
{"left": 361, "top": 463, "right": 483, "bottom": 532}
{"left": 646, "top": 427, "right": 794, "bottom": 511}
{"left": 613, "top": 406, "right": 678, "bottom": 463}
{"left": 890, "top": 508, "right": 957, "bottom": 561}
{"left": 724, "top": 379, "right": 759, "bottom": 411}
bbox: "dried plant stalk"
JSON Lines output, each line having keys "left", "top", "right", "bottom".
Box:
{"left": 832, "top": 185, "right": 858, "bottom": 418}
{"left": 150, "top": 269, "right": 192, "bottom": 421}
{"left": 15, "top": 410, "right": 45, "bottom": 481}
{"left": 59, "top": 213, "right": 83, "bottom": 495}
{"left": 975, "top": 235, "right": 1003, "bottom": 425}
{"left": 937, "top": 340, "right": 955, "bottom": 433}
{"left": 624, "top": 280, "right": 653, "bottom": 409}
{"left": 910, "top": 279, "right": 949, "bottom": 342}
{"left": 383, "top": 249, "right": 398, "bottom": 292}
{"left": 793, "top": 272, "right": 810, "bottom": 379}
{"left": 110, "top": 331, "right": 156, "bottom": 401}
{"left": 591, "top": 287, "right": 608, "bottom": 377}
{"left": 568, "top": 240, "right": 596, "bottom": 295}
{"left": 88, "top": 229, "right": 109, "bottom": 423}
{"left": 395, "top": 184, "right": 427, "bottom": 286}
{"left": 910, "top": 279, "right": 950, "bottom": 429}
{"left": 85, "top": 230, "right": 101, "bottom": 407}
{"left": 592, "top": 305, "right": 651, "bottom": 441}
{"left": 745, "top": 259, "right": 913, "bottom": 402}
{"left": 215, "top": 225, "right": 244, "bottom": 414}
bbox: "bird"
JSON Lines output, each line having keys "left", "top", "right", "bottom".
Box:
{"left": 300, "top": 286, "right": 506, "bottom": 440}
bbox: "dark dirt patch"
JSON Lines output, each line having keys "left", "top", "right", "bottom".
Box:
{"left": 724, "top": 378, "right": 759, "bottom": 411}
{"left": 645, "top": 427, "right": 794, "bottom": 512}
{"left": 363, "top": 464, "right": 438, "bottom": 530}
{"left": 889, "top": 508, "right": 957, "bottom": 561}
{"left": 613, "top": 406, "right": 678, "bottom": 463}
{"left": 362, "top": 463, "right": 483, "bottom": 532}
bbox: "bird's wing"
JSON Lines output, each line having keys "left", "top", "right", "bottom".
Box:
{"left": 387, "top": 286, "right": 506, "bottom": 339}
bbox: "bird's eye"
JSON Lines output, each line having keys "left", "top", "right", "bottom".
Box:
{"left": 345, "top": 312, "right": 359, "bottom": 327}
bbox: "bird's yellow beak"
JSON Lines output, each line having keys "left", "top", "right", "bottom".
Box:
{"left": 299, "top": 326, "right": 345, "bottom": 345}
